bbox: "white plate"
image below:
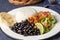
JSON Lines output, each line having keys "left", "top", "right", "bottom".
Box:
{"left": 0, "top": 6, "right": 60, "bottom": 40}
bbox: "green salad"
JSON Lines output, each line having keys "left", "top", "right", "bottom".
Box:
{"left": 35, "top": 12, "right": 56, "bottom": 34}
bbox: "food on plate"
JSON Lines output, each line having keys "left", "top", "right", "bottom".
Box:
{"left": 16, "top": 7, "right": 37, "bottom": 22}
{"left": 8, "top": 0, "right": 42, "bottom": 5}
{"left": 35, "top": 23, "right": 44, "bottom": 34}
{"left": 0, "top": 12, "right": 16, "bottom": 27}
{"left": 28, "top": 11, "right": 56, "bottom": 34}
{"left": 12, "top": 20, "right": 40, "bottom": 36}
{"left": 11, "top": 11, "right": 56, "bottom": 36}
{"left": 28, "top": 11, "right": 51, "bottom": 23}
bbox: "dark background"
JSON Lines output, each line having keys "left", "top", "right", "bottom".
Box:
{"left": 0, "top": 0, "right": 60, "bottom": 40}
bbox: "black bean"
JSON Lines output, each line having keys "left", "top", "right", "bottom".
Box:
{"left": 18, "top": 27, "right": 21, "bottom": 30}
{"left": 14, "top": 23, "right": 19, "bottom": 26}
{"left": 31, "top": 23, "right": 35, "bottom": 27}
{"left": 17, "top": 23, "right": 21, "bottom": 26}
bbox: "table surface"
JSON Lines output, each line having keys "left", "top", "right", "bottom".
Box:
{"left": 0, "top": 0, "right": 60, "bottom": 40}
